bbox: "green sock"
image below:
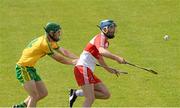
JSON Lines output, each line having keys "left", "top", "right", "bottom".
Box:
{"left": 13, "top": 102, "right": 26, "bottom": 108}
{"left": 17, "top": 102, "right": 27, "bottom": 107}
{"left": 22, "top": 102, "right": 27, "bottom": 107}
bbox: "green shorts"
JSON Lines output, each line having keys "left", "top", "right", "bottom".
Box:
{"left": 15, "top": 64, "right": 42, "bottom": 85}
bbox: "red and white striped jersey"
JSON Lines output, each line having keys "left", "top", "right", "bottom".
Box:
{"left": 76, "top": 33, "right": 109, "bottom": 72}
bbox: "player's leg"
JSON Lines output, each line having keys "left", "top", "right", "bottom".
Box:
{"left": 70, "top": 66, "right": 97, "bottom": 107}
{"left": 75, "top": 68, "right": 110, "bottom": 99}
{"left": 13, "top": 65, "right": 40, "bottom": 107}
{"left": 13, "top": 65, "right": 31, "bottom": 108}
{"left": 23, "top": 80, "right": 39, "bottom": 107}
{"left": 19, "top": 81, "right": 48, "bottom": 107}
{"left": 13, "top": 101, "right": 27, "bottom": 108}
{"left": 81, "top": 84, "right": 95, "bottom": 107}
{"left": 70, "top": 82, "right": 110, "bottom": 100}
{"left": 13, "top": 96, "right": 30, "bottom": 107}
{"left": 71, "top": 83, "right": 109, "bottom": 107}
{"left": 69, "top": 66, "right": 83, "bottom": 107}
{"left": 70, "top": 66, "right": 87, "bottom": 107}
{"left": 94, "top": 82, "right": 111, "bottom": 99}
{"left": 25, "top": 66, "right": 48, "bottom": 104}
{"left": 35, "top": 81, "right": 48, "bottom": 100}
{"left": 24, "top": 96, "right": 30, "bottom": 104}
{"left": 23, "top": 69, "right": 48, "bottom": 105}
{"left": 71, "top": 75, "right": 110, "bottom": 100}
{"left": 16, "top": 80, "right": 48, "bottom": 107}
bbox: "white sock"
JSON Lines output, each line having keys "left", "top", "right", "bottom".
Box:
{"left": 75, "top": 90, "right": 83, "bottom": 96}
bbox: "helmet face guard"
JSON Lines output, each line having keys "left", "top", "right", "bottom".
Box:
{"left": 98, "top": 19, "right": 117, "bottom": 39}
{"left": 44, "top": 22, "right": 61, "bottom": 42}
{"left": 50, "top": 30, "right": 61, "bottom": 42}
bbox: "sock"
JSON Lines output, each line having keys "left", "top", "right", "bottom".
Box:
{"left": 19, "top": 102, "right": 27, "bottom": 107}
{"left": 22, "top": 102, "right": 27, "bottom": 107}
{"left": 75, "top": 90, "right": 83, "bottom": 96}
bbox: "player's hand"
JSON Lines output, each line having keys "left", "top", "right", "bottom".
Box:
{"left": 72, "top": 59, "right": 78, "bottom": 65}
{"left": 108, "top": 67, "right": 120, "bottom": 77}
{"left": 117, "top": 57, "right": 126, "bottom": 64}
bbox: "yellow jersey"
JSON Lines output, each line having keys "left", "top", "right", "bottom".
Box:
{"left": 17, "top": 35, "right": 59, "bottom": 67}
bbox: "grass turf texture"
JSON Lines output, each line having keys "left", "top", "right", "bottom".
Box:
{"left": 0, "top": 0, "right": 180, "bottom": 107}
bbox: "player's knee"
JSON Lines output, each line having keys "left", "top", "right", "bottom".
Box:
{"left": 39, "top": 90, "right": 48, "bottom": 100}
{"left": 103, "top": 91, "right": 111, "bottom": 99}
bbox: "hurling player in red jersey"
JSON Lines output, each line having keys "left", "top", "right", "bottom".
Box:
{"left": 69, "top": 19, "right": 126, "bottom": 107}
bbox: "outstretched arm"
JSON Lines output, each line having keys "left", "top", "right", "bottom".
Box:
{"left": 97, "top": 56, "right": 121, "bottom": 76}
{"left": 56, "top": 47, "right": 79, "bottom": 59}
{"left": 98, "top": 47, "right": 126, "bottom": 64}
{"left": 50, "top": 52, "right": 77, "bottom": 65}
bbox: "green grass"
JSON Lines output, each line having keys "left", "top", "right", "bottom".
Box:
{"left": 0, "top": 0, "right": 180, "bottom": 107}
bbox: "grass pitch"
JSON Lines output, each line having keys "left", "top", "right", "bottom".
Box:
{"left": 0, "top": 0, "right": 180, "bottom": 107}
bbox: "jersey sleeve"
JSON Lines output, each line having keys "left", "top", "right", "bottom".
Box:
{"left": 40, "top": 37, "right": 58, "bottom": 56}
{"left": 94, "top": 35, "right": 109, "bottom": 49}
{"left": 41, "top": 42, "right": 54, "bottom": 55}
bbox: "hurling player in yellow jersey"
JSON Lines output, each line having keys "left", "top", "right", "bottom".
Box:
{"left": 13, "top": 22, "right": 78, "bottom": 108}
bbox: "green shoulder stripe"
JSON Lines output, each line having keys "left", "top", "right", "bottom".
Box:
{"left": 45, "top": 37, "right": 54, "bottom": 55}
{"left": 26, "top": 38, "right": 38, "bottom": 48}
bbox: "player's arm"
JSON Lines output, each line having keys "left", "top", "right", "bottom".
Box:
{"left": 97, "top": 56, "right": 120, "bottom": 75}
{"left": 98, "top": 47, "right": 126, "bottom": 64}
{"left": 56, "top": 47, "right": 79, "bottom": 59}
{"left": 50, "top": 51, "right": 77, "bottom": 65}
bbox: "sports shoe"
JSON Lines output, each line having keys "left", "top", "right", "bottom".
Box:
{"left": 12, "top": 102, "right": 27, "bottom": 108}
{"left": 69, "top": 89, "right": 77, "bottom": 108}
{"left": 12, "top": 104, "right": 24, "bottom": 108}
{"left": 12, "top": 105, "right": 18, "bottom": 108}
